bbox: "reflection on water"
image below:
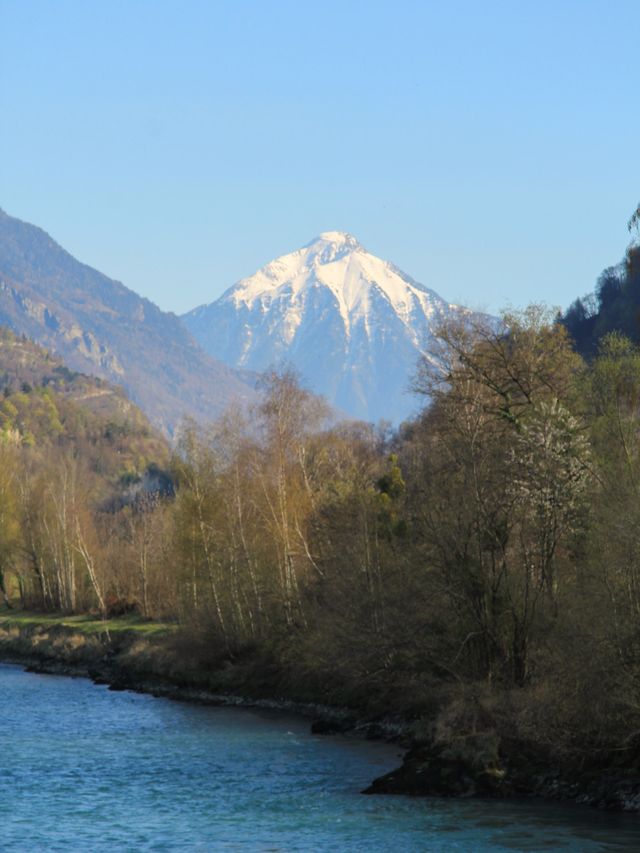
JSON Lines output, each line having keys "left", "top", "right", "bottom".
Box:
{"left": 1, "top": 663, "right": 638, "bottom": 852}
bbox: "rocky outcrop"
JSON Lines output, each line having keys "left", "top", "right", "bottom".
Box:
{"left": 364, "top": 733, "right": 640, "bottom": 812}
{"left": 364, "top": 734, "right": 506, "bottom": 798}
{"left": 0, "top": 280, "right": 125, "bottom": 376}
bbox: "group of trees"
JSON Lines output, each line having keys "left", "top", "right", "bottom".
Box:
{"left": 0, "top": 329, "right": 170, "bottom": 616}
{"left": 4, "top": 306, "right": 640, "bottom": 764}
{"left": 0, "top": 414, "right": 173, "bottom": 618}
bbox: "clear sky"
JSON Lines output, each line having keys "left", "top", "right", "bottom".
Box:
{"left": 1, "top": 0, "right": 638, "bottom": 316}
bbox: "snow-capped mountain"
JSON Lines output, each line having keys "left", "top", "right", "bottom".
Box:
{"left": 183, "top": 231, "right": 471, "bottom": 423}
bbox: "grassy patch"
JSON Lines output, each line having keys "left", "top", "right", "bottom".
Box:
{"left": 0, "top": 609, "right": 175, "bottom": 637}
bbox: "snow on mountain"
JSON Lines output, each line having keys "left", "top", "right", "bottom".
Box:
{"left": 183, "top": 232, "right": 473, "bottom": 423}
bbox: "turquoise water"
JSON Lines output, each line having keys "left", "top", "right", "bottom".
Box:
{"left": 1, "top": 664, "right": 639, "bottom": 852}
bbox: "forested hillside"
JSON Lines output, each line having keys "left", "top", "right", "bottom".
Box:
{"left": 562, "top": 208, "right": 640, "bottom": 356}
{"left": 4, "top": 309, "right": 640, "bottom": 796}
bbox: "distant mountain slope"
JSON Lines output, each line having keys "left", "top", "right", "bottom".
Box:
{"left": 183, "top": 231, "right": 478, "bottom": 423}
{"left": 0, "top": 208, "right": 254, "bottom": 435}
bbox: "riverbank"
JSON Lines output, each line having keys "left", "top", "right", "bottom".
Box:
{"left": 2, "top": 611, "right": 640, "bottom": 814}
{"left": 0, "top": 611, "right": 406, "bottom": 737}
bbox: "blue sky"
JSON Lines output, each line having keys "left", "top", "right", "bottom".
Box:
{"left": 1, "top": 0, "right": 638, "bottom": 315}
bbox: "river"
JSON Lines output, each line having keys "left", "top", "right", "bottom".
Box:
{"left": 1, "top": 663, "right": 639, "bottom": 851}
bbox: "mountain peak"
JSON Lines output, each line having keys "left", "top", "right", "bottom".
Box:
{"left": 306, "top": 231, "right": 361, "bottom": 253}
{"left": 316, "top": 230, "right": 358, "bottom": 244}
{"left": 183, "top": 233, "right": 472, "bottom": 423}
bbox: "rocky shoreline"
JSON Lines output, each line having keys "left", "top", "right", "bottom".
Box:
{"left": 2, "top": 616, "right": 640, "bottom": 814}
{"left": 362, "top": 740, "right": 640, "bottom": 812}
